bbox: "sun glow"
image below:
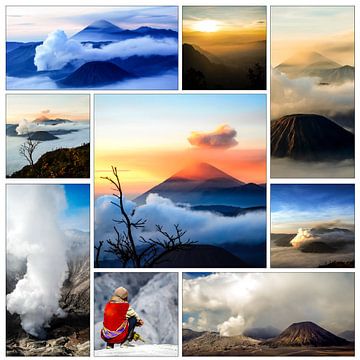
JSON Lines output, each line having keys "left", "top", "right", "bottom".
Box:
{"left": 193, "top": 19, "right": 220, "bottom": 32}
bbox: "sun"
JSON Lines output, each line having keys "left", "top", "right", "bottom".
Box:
{"left": 193, "top": 19, "right": 220, "bottom": 33}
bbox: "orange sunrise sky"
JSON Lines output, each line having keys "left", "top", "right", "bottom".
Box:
{"left": 95, "top": 94, "right": 266, "bottom": 199}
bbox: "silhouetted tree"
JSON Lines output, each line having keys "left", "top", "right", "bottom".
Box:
{"left": 183, "top": 67, "right": 208, "bottom": 89}
{"left": 19, "top": 133, "right": 40, "bottom": 167}
{"left": 248, "top": 63, "right": 265, "bottom": 89}
{"left": 97, "top": 166, "right": 197, "bottom": 267}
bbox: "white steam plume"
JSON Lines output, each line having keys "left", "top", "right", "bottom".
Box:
{"left": 16, "top": 119, "right": 36, "bottom": 135}
{"left": 34, "top": 29, "right": 177, "bottom": 71}
{"left": 7, "top": 185, "right": 68, "bottom": 337}
{"left": 290, "top": 228, "right": 318, "bottom": 248}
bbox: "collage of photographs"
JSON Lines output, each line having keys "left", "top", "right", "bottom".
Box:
{"left": 2, "top": 2, "right": 357, "bottom": 359}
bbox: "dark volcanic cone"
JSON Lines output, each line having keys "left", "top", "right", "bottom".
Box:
{"left": 271, "top": 114, "right": 354, "bottom": 161}
{"left": 264, "top": 321, "right": 349, "bottom": 347}
{"left": 59, "top": 61, "right": 133, "bottom": 87}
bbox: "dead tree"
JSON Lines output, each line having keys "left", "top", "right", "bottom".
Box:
{"left": 19, "top": 134, "right": 40, "bottom": 167}
{"left": 94, "top": 240, "right": 104, "bottom": 267}
{"left": 99, "top": 166, "right": 197, "bottom": 267}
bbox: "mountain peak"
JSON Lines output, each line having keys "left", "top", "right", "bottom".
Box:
{"left": 171, "top": 162, "right": 239, "bottom": 182}
{"left": 265, "top": 321, "right": 349, "bottom": 347}
{"left": 271, "top": 113, "right": 354, "bottom": 161}
{"left": 87, "top": 19, "right": 120, "bottom": 30}
{"left": 279, "top": 51, "right": 341, "bottom": 68}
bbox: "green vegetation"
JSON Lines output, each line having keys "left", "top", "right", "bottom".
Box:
{"left": 9, "top": 143, "right": 90, "bottom": 178}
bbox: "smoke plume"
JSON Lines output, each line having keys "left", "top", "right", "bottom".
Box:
{"left": 7, "top": 185, "right": 69, "bottom": 337}
{"left": 188, "top": 124, "right": 238, "bottom": 149}
{"left": 34, "top": 29, "right": 177, "bottom": 71}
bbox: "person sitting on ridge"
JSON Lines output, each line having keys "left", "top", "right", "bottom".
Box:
{"left": 101, "top": 286, "right": 144, "bottom": 349}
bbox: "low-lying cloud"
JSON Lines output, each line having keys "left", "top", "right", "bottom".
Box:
{"left": 95, "top": 193, "right": 265, "bottom": 259}
{"left": 188, "top": 124, "right": 238, "bottom": 149}
{"left": 15, "top": 118, "right": 89, "bottom": 136}
{"left": 271, "top": 68, "right": 354, "bottom": 126}
{"left": 34, "top": 29, "right": 178, "bottom": 71}
{"left": 183, "top": 273, "right": 354, "bottom": 336}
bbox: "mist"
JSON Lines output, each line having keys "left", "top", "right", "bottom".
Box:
{"left": 183, "top": 273, "right": 354, "bottom": 336}
{"left": 95, "top": 193, "right": 266, "bottom": 260}
{"left": 271, "top": 68, "right": 354, "bottom": 128}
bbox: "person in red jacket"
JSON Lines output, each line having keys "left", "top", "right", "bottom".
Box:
{"left": 101, "top": 286, "right": 144, "bottom": 349}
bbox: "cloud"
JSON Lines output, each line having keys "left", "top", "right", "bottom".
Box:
{"left": 183, "top": 273, "right": 354, "bottom": 336}
{"left": 188, "top": 124, "right": 238, "bottom": 149}
{"left": 95, "top": 193, "right": 265, "bottom": 259}
{"left": 34, "top": 29, "right": 177, "bottom": 71}
{"left": 15, "top": 118, "right": 89, "bottom": 136}
{"left": 271, "top": 68, "right": 354, "bottom": 124}
{"left": 271, "top": 157, "right": 354, "bottom": 178}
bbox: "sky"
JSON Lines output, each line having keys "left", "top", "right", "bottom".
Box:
{"left": 61, "top": 184, "right": 90, "bottom": 232}
{"left": 95, "top": 94, "right": 266, "bottom": 198}
{"left": 183, "top": 272, "right": 355, "bottom": 336}
{"left": 183, "top": 6, "right": 266, "bottom": 55}
{"left": 6, "top": 94, "right": 90, "bottom": 124}
{"left": 271, "top": 184, "right": 355, "bottom": 234}
{"left": 271, "top": 6, "right": 354, "bottom": 66}
{"left": 7, "top": 6, "right": 178, "bottom": 42}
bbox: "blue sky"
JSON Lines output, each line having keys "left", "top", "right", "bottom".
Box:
{"left": 271, "top": 184, "right": 354, "bottom": 233}
{"left": 61, "top": 184, "right": 90, "bottom": 232}
{"left": 7, "top": 6, "right": 178, "bottom": 41}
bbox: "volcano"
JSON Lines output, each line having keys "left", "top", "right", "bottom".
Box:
{"left": 271, "top": 114, "right": 354, "bottom": 161}
{"left": 264, "top": 321, "right": 349, "bottom": 347}
{"left": 59, "top": 61, "right": 134, "bottom": 87}
{"left": 135, "top": 162, "right": 265, "bottom": 207}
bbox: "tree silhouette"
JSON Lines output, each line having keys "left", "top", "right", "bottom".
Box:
{"left": 19, "top": 133, "right": 40, "bottom": 167}
{"left": 97, "top": 166, "right": 197, "bottom": 267}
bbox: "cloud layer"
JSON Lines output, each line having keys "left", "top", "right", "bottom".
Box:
{"left": 95, "top": 193, "right": 265, "bottom": 259}
{"left": 188, "top": 124, "right": 238, "bottom": 149}
{"left": 183, "top": 273, "right": 354, "bottom": 336}
{"left": 34, "top": 30, "right": 177, "bottom": 71}
{"left": 271, "top": 68, "right": 354, "bottom": 126}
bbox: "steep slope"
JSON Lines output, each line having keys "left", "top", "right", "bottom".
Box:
{"left": 264, "top": 322, "right": 349, "bottom": 347}
{"left": 59, "top": 61, "right": 134, "bottom": 87}
{"left": 271, "top": 114, "right": 354, "bottom": 161}
{"left": 6, "top": 43, "right": 40, "bottom": 77}
{"left": 71, "top": 20, "right": 124, "bottom": 41}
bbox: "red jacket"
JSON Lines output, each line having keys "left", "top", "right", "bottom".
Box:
{"left": 101, "top": 302, "right": 130, "bottom": 344}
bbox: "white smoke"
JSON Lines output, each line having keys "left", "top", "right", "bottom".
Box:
{"left": 7, "top": 185, "right": 69, "bottom": 337}
{"left": 290, "top": 228, "right": 318, "bottom": 248}
{"left": 183, "top": 273, "right": 355, "bottom": 336}
{"left": 95, "top": 193, "right": 266, "bottom": 257}
{"left": 34, "top": 29, "right": 177, "bottom": 71}
{"left": 15, "top": 119, "right": 36, "bottom": 135}
{"left": 217, "top": 315, "right": 246, "bottom": 337}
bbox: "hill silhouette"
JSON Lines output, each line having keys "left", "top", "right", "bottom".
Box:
{"left": 59, "top": 61, "right": 134, "bottom": 87}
